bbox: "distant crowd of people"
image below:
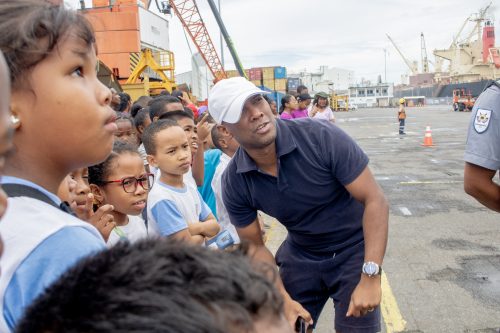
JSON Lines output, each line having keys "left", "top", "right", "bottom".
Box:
{"left": 276, "top": 86, "right": 336, "bottom": 123}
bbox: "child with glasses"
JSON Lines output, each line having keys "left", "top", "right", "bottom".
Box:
{"left": 143, "top": 119, "right": 220, "bottom": 244}
{"left": 89, "top": 141, "right": 150, "bottom": 247}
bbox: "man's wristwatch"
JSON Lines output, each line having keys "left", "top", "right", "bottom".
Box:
{"left": 362, "top": 261, "right": 382, "bottom": 277}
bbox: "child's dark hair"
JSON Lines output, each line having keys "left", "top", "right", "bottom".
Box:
{"left": 115, "top": 111, "right": 133, "bottom": 126}
{"left": 142, "top": 119, "right": 181, "bottom": 155}
{"left": 88, "top": 141, "right": 139, "bottom": 187}
{"left": 130, "top": 103, "right": 143, "bottom": 118}
{"left": 134, "top": 108, "right": 150, "bottom": 130}
{"left": 297, "top": 84, "right": 308, "bottom": 94}
{"left": 159, "top": 110, "right": 194, "bottom": 122}
{"left": 279, "top": 94, "right": 294, "bottom": 114}
{"left": 148, "top": 96, "right": 183, "bottom": 121}
{"left": 114, "top": 92, "right": 131, "bottom": 112}
{"left": 183, "top": 106, "right": 194, "bottom": 120}
{"left": 16, "top": 240, "right": 284, "bottom": 333}
{"left": 136, "top": 95, "right": 153, "bottom": 108}
{"left": 0, "top": 0, "right": 95, "bottom": 89}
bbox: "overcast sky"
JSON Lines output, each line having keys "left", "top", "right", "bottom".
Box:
{"left": 68, "top": 0, "right": 498, "bottom": 84}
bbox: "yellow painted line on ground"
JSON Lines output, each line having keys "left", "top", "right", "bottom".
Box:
{"left": 265, "top": 218, "right": 406, "bottom": 332}
{"left": 381, "top": 271, "right": 407, "bottom": 333}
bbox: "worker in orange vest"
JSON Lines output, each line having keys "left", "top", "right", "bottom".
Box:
{"left": 398, "top": 98, "right": 406, "bottom": 135}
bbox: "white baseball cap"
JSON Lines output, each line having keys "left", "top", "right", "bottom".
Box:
{"left": 208, "top": 77, "right": 269, "bottom": 124}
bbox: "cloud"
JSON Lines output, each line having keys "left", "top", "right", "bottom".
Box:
{"left": 67, "top": 0, "right": 499, "bottom": 84}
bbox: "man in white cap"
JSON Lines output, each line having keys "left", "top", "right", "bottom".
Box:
{"left": 208, "top": 77, "right": 389, "bottom": 333}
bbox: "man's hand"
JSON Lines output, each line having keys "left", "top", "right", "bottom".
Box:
{"left": 346, "top": 275, "right": 381, "bottom": 317}
{"left": 283, "top": 294, "right": 313, "bottom": 329}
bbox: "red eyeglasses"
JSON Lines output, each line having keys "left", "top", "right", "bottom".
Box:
{"left": 102, "top": 173, "right": 154, "bottom": 193}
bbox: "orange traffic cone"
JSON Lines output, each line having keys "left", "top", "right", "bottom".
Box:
{"left": 421, "top": 126, "right": 435, "bottom": 147}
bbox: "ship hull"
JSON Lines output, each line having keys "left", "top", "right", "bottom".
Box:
{"left": 394, "top": 80, "right": 491, "bottom": 98}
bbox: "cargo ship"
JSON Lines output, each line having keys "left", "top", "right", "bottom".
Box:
{"left": 393, "top": 3, "right": 497, "bottom": 99}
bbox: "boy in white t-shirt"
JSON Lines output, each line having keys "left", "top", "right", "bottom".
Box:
{"left": 143, "top": 119, "right": 220, "bottom": 244}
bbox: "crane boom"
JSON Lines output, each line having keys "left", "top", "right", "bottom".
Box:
{"left": 169, "top": 0, "right": 227, "bottom": 81}
{"left": 206, "top": 0, "right": 247, "bottom": 79}
{"left": 386, "top": 34, "right": 418, "bottom": 75}
{"left": 420, "top": 32, "right": 429, "bottom": 73}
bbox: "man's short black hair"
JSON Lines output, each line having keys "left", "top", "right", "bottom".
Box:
{"left": 16, "top": 240, "right": 283, "bottom": 333}
{"left": 148, "top": 96, "right": 183, "bottom": 121}
{"left": 142, "top": 119, "right": 180, "bottom": 155}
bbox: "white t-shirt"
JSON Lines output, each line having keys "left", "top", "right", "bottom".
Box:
{"left": 152, "top": 167, "right": 197, "bottom": 188}
{"left": 211, "top": 153, "right": 240, "bottom": 244}
{"left": 147, "top": 180, "right": 212, "bottom": 238}
{"left": 313, "top": 107, "right": 335, "bottom": 122}
{"left": 138, "top": 143, "right": 148, "bottom": 166}
{"left": 106, "top": 215, "right": 148, "bottom": 247}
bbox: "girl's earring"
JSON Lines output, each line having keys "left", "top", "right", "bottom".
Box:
{"left": 10, "top": 115, "right": 20, "bottom": 127}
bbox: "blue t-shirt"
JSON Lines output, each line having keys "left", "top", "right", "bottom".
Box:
{"left": 149, "top": 181, "right": 212, "bottom": 237}
{"left": 4, "top": 228, "right": 104, "bottom": 330}
{"left": 198, "top": 149, "right": 222, "bottom": 218}
{"left": 1, "top": 176, "right": 105, "bottom": 330}
{"left": 222, "top": 119, "right": 368, "bottom": 252}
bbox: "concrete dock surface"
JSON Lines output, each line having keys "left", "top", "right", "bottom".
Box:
{"left": 263, "top": 105, "right": 500, "bottom": 333}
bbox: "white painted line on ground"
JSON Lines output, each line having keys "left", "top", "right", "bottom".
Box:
{"left": 400, "top": 180, "right": 463, "bottom": 185}
{"left": 399, "top": 207, "right": 412, "bottom": 216}
{"left": 375, "top": 176, "right": 391, "bottom": 181}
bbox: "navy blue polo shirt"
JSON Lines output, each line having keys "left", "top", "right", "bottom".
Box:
{"left": 221, "top": 119, "right": 368, "bottom": 251}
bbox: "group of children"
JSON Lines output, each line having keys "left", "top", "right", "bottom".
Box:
{"left": 0, "top": 1, "right": 292, "bottom": 332}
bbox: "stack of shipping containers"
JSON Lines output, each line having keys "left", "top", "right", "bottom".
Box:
{"left": 224, "top": 66, "right": 287, "bottom": 93}
{"left": 223, "top": 66, "right": 291, "bottom": 109}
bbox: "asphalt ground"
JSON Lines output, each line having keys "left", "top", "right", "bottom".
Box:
{"left": 263, "top": 105, "right": 500, "bottom": 333}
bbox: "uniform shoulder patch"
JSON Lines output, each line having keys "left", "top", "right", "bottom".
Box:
{"left": 474, "top": 108, "right": 492, "bottom": 134}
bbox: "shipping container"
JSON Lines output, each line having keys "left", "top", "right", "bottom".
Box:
{"left": 225, "top": 70, "right": 240, "bottom": 78}
{"left": 275, "top": 78, "right": 287, "bottom": 92}
{"left": 262, "top": 67, "right": 274, "bottom": 80}
{"left": 274, "top": 67, "right": 287, "bottom": 79}
{"left": 249, "top": 68, "right": 263, "bottom": 81}
{"left": 287, "top": 77, "right": 300, "bottom": 91}
{"left": 250, "top": 79, "right": 262, "bottom": 87}
{"left": 138, "top": 7, "right": 170, "bottom": 51}
{"left": 262, "top": 79, "right": 275, "bottom": 90}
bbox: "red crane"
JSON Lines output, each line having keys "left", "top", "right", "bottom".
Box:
{"left": 168, "top": 0, "right": 227, "bottom": 81}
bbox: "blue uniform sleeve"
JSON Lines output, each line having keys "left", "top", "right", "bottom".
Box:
{"left": 318, "top": 122, "right": 369, "bottom": 185}
{"left": 197, "top": 191, "right": 213, "bottom": 221}
{"left": 4, "top": 227, "right": 104, "bottom": 330}
{"left": 221, "top": 164, "right": 258, "bottom": 228}
{"left": 150, "top": 200, "right": 188, "bottom": 236}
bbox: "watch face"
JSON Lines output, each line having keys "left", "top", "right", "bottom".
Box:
{"left": 363, "top": 262, "right": 379, "bottom": 275}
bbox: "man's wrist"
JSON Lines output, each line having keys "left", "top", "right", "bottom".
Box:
{"left": 362, "top": 261, "right": 382, "bottom": 277}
